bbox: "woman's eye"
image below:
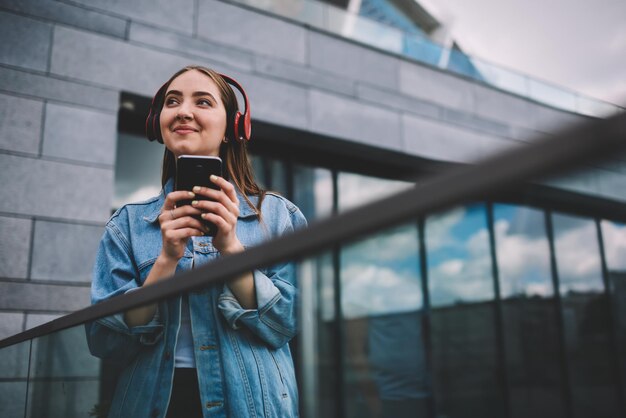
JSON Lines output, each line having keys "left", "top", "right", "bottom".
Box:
{"left": 198, "top": 98, "right": 212, "bottom": 106}
{"left": 165, "top": 97, "right": 179, "bottom": 106}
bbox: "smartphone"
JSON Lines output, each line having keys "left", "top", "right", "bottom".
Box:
{"left": 175, "top": 155, "right": 222, "bottom": 236}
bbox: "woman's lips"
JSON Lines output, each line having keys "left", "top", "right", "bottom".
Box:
{"left": 173, "top": 126, "right": 197, "bottom": 134}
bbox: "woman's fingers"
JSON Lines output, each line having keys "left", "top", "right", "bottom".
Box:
{"left": 192, "top": 181, "right": 240, "bottom": 217}
{"left": 162, "top": 227, "right": 206, "bottom": 242}
{"left": 163, "top": 190, "right": 196, "bottom": 210}
{"left": 192, "top": 200, "right": 237, "bottom": 224}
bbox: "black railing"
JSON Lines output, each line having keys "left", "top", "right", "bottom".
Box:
{"left": 0, "top": 111, "right": 624, "bottom": 350}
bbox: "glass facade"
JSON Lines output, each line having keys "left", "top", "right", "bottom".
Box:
{"left": 104, "top": 131, "right": 626, "bottom": 417}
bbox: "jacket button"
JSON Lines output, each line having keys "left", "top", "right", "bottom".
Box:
{"left": 164, "top": 351, "right": 171, "bottom": 360}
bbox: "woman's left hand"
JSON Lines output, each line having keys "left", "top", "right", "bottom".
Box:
{"left": 191, "top": 175, "right": 245, "bottom": 255}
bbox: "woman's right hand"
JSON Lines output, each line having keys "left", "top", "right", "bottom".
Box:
{"left": 157, "top": 190, "right": 208, "bottom": 262}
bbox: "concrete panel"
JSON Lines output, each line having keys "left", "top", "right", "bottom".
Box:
{"left": 309, "top": 31, "right": 399, "bottom": 90}
{"left": 31, "top": 220, "right": 103, "bottom": 283}
{"left": 0, "top": 312, "right": 23, "bottom": 340}
{"left": 399, "top": 60, "right": 474, "bottom": 112}
{"left": 0, "top": 216, "right": 32, "bottom": 280}
{"left": 472, "top": 82, "right": 535, "bottom": 130}
{"left": 129, "top": 22, "right": 254, "bottom": 72}
{"left": 309, "top": 90, "right": 402, "bottom": 150}
{"left": 0, "top": 154, "right": 113, "bottom": 222}
{"left": 0, "top": 0, "right": 127, "bottom": 38}
{"left": 50, "top": 26, "right": 218, "bottom": 96}
{"left": 439, "top": 107, "right": 514, "bottom": 139}
{"left": 0, "top": 10, "right": 52, "bottom": 72}
{"left": 402, "top": 113, "right": 517, "bottom": 163}
{"left": 198, "top": 0, "right": 307, "bottom": 64}
{"left": 42, "top": 103, "right": 117, "bottom": 165}
{"left": 0, "top": 281, "right": 90, "bottom": 312}
{"left": 0, "top": 93, "right": 43, "bottom": 155}
{"left": 234, "top": 72, "right": 309, "bottom": 130}
{"left": 357, "top": 83, "right": 440, "bottom": 119}
{"left": 66, "top": 0, "right": 194, "bottom": 35}
{"left": 255, "top": 55, "right": 355, "bottom": 96}
{"left": 0, "top": 67, "right": 118, "bottom": 112}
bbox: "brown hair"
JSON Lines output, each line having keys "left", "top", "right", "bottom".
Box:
{"left": 158, "top": 65, "right": 265, "bottom": 215}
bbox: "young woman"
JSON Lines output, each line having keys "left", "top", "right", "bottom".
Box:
{"left": 87, "top": 65, "right": 306, "bottom": 418}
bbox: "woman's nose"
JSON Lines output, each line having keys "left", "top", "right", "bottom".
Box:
{"left": 176, "top": 105, "right": 193, "bottom": 121}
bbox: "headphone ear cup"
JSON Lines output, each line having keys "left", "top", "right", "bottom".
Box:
{"left": 145, "top": 83, "right": 167, "bottom": 143}
{"left": 233, "top": 111, "right": 242, "bottom": 142}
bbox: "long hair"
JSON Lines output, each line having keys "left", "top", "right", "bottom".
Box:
{"left": 158, "top": 65, "right": 265, "bottom": 215}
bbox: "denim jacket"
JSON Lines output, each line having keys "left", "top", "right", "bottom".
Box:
{"left": 86, "top": 179, "right": 306, "bottom": 418}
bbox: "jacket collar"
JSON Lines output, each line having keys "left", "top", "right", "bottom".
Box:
{"left": 143, "top": 178, "right": 258, "bottom": 224}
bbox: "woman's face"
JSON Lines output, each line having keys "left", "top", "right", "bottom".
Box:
{"left": 160, "top": 70, "right": 228, "bottom": 158}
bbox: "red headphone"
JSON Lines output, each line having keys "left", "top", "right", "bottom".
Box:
{"left": 145, "top": 72, "right": 252, "bottom": 143}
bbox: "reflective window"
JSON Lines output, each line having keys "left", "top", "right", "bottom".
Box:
{"left": 494, "top": 204, "right": 566, "bottom": 417}
{"left": 293, "top": 164, "right": 333, "bottom": 222}
{"left": 341, "top": 224, "right": 427, "bottom": 418}
{"left": 426, "top": 204, "right": 505, "bottom": 417}
{"left": 291, "top": 165, "right": 334, "bottom": 417}
{"left": 0, "top": 340, "right": 30, "bottom": 418}
{"left": 552, "top": 213, "right": 620, "bottom": 417}
{"left": 337, "top": 172, "right": 412, "bottom": 212}
{"left": 600, "top": 220, "right": 626, "bottom": 403}
{"left": 113, "top": 133, "right": 163, "bottom": 209}
{"left": 338, "top": 172, "right": 427, "bottom": 418}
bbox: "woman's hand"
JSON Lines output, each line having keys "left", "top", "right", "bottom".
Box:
{"left": 191, "top": 175, "right": 245, "bottom": 255}
{"left": 158, "top": 190, "right": 208, "bottom": 262}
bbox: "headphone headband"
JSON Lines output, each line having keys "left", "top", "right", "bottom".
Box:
{"left": 145, "top": 71, "right": 252, "bottom": 143}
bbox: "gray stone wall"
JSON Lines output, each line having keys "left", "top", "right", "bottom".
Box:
{"left": 0, "top": 0, "right": 621, "bottom": 338}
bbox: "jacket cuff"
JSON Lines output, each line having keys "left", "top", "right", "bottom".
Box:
{"left": 218, "top": 269, "right": 281, "bottom": 330}
{"left": 96, "top": 287, "right": 163, "bottom": 345}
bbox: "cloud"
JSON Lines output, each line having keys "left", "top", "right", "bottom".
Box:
{"left": 602, "top": 220, "right": 626, "bottom": 270}
{"left": 341, "top": 263, "right": 423, "bottom": 318}
{"left": 342, "top": 224, "right": 419, "bottom": 262}
{"left": 337, "top": 172, "right": 413, "bottom": 211}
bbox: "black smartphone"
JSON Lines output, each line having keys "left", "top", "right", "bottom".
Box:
{"left": 175, "top": 155, "right": 223, "bottom": 236}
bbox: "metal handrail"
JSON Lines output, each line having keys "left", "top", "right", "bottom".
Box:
{"left": 1, "top": 111, "right": 624, "bottom": 349}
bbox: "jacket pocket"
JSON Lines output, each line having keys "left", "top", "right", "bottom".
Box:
{"left": 269, "top": 350, "right": 289, "bottom": 399}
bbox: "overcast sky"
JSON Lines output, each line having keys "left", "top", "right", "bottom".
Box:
{"left": 419, "top": 0, "right": 626, "bottom": 106}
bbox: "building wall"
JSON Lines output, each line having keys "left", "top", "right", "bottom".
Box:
{"left": 0, "top": 0, "right": 618, "bottom": 335}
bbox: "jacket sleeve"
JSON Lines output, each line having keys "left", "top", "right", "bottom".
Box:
{"left": 218, "top": 204, "right": 307, "bottom": 349}
{"left": 85, "top": 221, "right": 164, "bottom": 363}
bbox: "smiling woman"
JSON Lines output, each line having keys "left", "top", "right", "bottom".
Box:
{"left": 85, "top": 65, "right": 307, "bottom": 418}
{"left": 160, "top": 70, "right": 228, "bottom": 158}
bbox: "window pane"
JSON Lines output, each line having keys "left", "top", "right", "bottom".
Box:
{"left": 0, "top": 340, "right": 31, "bottom": 418}
{"left": 553, "top": 213, "right": 620, "bottom": 417}
{"left": 337, "top": 172, "right": 412, "bottom": 212}
{"left": 494, "top": 204, "right": 566, "bottom": 417}
{"left": 341, "top": 223, "right": 429, "bottom": 418}
{"left": 600, "top": 220, "right": 626, "bottom": 405}
{"left": 298, "top": 252, "right": 337, "bottom": 418}
{"left": 293, "top": 165, "right": 333, "bottom": 222}
{"left": 426, "top": 204, "right": 505, "bottom": 417}
{"left": 27, "top": 326, "right": 102, "bottom": 417}
{"left": 113, "top": 133, "right": 163, "bottom": 209}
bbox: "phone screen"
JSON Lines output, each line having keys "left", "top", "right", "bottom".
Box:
{"left": 175, "top": 155, "right": 223, "bottom": 235}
